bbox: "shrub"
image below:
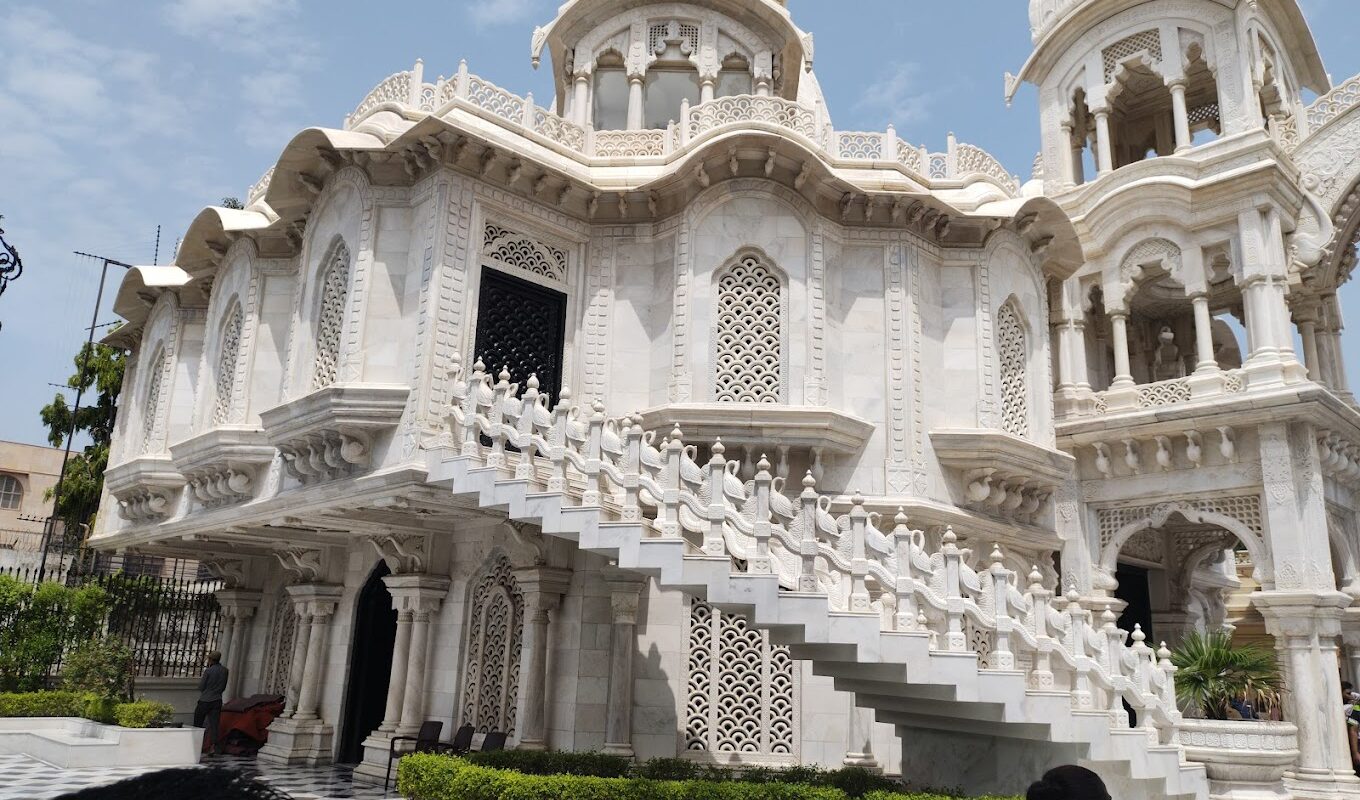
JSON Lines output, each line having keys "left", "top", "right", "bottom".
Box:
{"left": 63, "top": 637, "right": 135, "bottom": 701}
{"left": 1172, "top": 630, "right": 1282, "bottom": 720}
{"left": 467, "top": 749, "right": 635, "bottom": 778}
{"left": 0, "top": 690, "right": 112, "bottom": 722}
{"left": 113, "top": 700, "right": 175, "bottom": 728}
{"left": 397, "top": 754, "right": 1021, "bottom": 800}
{"left": 0, "top": 576, "right": 110, "bottom": 692}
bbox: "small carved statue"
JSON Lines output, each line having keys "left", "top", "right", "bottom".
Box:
{"left": 1152, "top": 326, "right": 1183, "bottom": 380}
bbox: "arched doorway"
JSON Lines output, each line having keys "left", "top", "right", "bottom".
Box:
{"left": 1097, "top": 498, "right": 1269, "bottom": 649}
{"left": 338, "top": 562, "right": 396, "bottom": 763}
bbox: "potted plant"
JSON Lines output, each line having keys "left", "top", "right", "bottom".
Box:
{"left": 1171, "top": 630, "right": 1281, "bottom": 720}
{"left": 1171, "top": 630, "right": 1296, "bottom": 797}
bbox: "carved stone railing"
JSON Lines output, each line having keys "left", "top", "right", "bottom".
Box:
{"left": 246, "top": 167, "right": 274, "bottom": 206}
{"left": 685, "top": 94, "right": 820, "bottom": 143}
{"left": 1083, "top": 369, "right": 1248, "bottom": 417}
{"left": 341, "top": 61, "right": 1018, "bottom": 196}
{"left": 1305, "top": 72, "right": 1360, "bottom": 135}
{"left": 444, "top": 358, "right": 1188, "bottom": 754}
{"left": 593, "top": 129, "right": 670, "bottom": 159}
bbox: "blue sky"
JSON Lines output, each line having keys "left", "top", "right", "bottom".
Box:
{"left": 1, "top": 0, "right": 1357, "bottom": 447}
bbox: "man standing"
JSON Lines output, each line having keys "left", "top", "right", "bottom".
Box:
{"left": 195, "top": 650, "right": 228, "bottom": 755}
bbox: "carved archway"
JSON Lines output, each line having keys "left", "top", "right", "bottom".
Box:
{"left": 1097, "top": 497, "right": 1271, "bottom": 589}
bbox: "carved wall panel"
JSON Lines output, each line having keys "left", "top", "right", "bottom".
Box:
{"left": 460, "top": 553, "right": 525, "bottom": 737}
{"left": 684, "top": 600, "right": 797, "bottom": 760}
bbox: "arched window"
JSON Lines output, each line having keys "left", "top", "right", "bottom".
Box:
{"left": 460, "top": 553, "right": 525, "bottom": 736}
{"left": 0, "top": 475, "right": 22, "bottom": 510}
{"left": 684, "top": 601, "right": 797, "bottom": 758}
{"left": 714, "top": 253, "right": 782, "bottom": 403}
{"left": 592, "top": 51, "right": 628, "bottom": 131}
{"left": 211, "top": 303, "right": 244, "bottom": 426}
{"left": 312, "top": 241, "right": 352, "bottom": 391}
{"left": 141, "top": 347, "right": 169, "bottom": 454}
{"left": 643, "top": 26, "right": 701, "bottom": 129}
{"left": 997, "top": 301, "right": 1029, "bottom": 437}
{"left": 716, "top": 54, "right": 753, "bottom": 97}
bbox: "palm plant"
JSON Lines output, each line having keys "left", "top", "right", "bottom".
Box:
{"left": 1171, "top": 630, "right": 1282, "bottom": 720}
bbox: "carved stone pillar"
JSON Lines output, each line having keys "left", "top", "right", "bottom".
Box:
{"left": 260, "top": 583, "right": 343, "bottom": 766}
{"left": 573, "top": 74, "right": 590, "bottom": 127}
{"left": 843, "top": 697, "right": 879, "bottom": 770}
{"left": 603, "top": 576, "right": 643, "bottom": 758}
{"left": 214, "top": 589, "right": 262, "bottom": 701}
{"left": 394, "top": 576, "right": 450, "bottom": 736}
{"left": 512, "top": 567, "right": 572, "bottom": 751}
{"left": 1169, "top": 80, "right": 1191, "bottom": 152}
{"left": 1093, "top": 109, "right": 1113, "bottom": 174}
{"left": 379, "top": 607, "right": 413, "bottom": 733}
{"left": 1255, "top": 592, "right": 1360, "bottom": 798}
{"left": 626, "top": 76, "right": 644, "bottom": 130}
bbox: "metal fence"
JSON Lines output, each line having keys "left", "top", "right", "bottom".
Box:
{"left": 0, "top": 546, "right": 222, "bottom": 679}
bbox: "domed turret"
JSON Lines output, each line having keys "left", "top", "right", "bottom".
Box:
{"left": 529, "top": 0, "right": 822, "bottom": 131}
{"left": 1010, "top": 0, "right": 1326, "bottom": 190}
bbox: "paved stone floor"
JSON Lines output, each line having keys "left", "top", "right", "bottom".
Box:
{"left": 0, "top": 753, "right": 401, "bottom": 800}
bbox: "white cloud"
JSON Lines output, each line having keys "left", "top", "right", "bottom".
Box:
{"left": 852, "top": 61, "right": 934, "bottom": 129}
{"left": 166, "top": 0, "right": 296, "bottom": 35}
{"left": 468, "top": 0, "right": 538, "bottom": 29}
{"left": 160, "top": 0, "right": 317, "bottom": 150}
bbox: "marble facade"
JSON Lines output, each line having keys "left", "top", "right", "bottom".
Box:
{"left": 91, "top": 1, "right": 1360, "bottom": 798}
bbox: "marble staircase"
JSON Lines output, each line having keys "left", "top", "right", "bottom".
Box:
{"left": 426, "top": 361, "right": 1209, "bottom": 799}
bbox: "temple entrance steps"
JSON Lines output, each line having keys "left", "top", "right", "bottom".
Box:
{"left": 427, "top": 451, "right": 1208, "bottom": 800}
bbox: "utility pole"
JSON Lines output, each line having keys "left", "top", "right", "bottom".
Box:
{"left": 38, "top": 252, "right": 133, "bottom": 582}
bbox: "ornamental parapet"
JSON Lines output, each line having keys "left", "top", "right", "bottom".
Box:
{"left": 168, "top": 427, "right": 276, "bottom": 509}
{"left": 259, "top": 384, "right": 410, "bottom": 486}
{"left": 335, "top": 60, "right": 1019, "bottom": 196}
{"left": 1082, "top": 371, "right": 1247, "bottom": 417}
{"left": 104, "top": 455, "right": 185, "bottom": 523}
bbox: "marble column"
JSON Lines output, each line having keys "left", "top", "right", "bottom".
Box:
{"left": 573, "top": 75, "right": 590, "bottom": 127}
{"left": 1169, "top": 80, "right": 1191, "bottom": 152}
{"left": 700, "top": 78, "right": 715, "bottom": 104}
{"left": 294, "top": 598, "right": 338, "bottom": 722}
{"left": 626, "top": 77, "right": 644, "bottom": 130}
{"left": 843, "top": 697, "right": 879, "bottom": 769}
{"left": 603, "top": 576, "right": 644, "bottom": 758}
{"left": 260, "top": 583, "right": 343, "bottom": 766}
{"left": 215, "top": 589, "right": 261, "bottom": 701}
{"left": 1109, "top": 311, "right": 1133, "bottom": 386}
{"left": 1256, "top": 592, "right": 1360, "bottom": 798}
{"left": 1093, "top": 109, "right": 1113, "bottom": 174}
{"left": 1191, "top": 295, "right": 1218, "bottom": 373}
{"left": 379, "top": 607, "right": 413, "bottom": 733}
{"left": 512, "top": 567, "right": 573, "bottom": 751}
{"left": 282, "top": 607, "right": 312, "bottom": 717}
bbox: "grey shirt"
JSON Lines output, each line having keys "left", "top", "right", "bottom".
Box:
{"left": 198, "top": 662, "right": 228, "bottom": 703}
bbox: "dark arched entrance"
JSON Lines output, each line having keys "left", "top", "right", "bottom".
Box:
{"left": 338, "top": 562, "right": 396, "bottom": 763}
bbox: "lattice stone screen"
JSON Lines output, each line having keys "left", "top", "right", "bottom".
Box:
{"left": 262, "top": 589, "right": 297, "bottom": 696}
{"left": 211, "top": 304, "right": 244, "bottom": 426}
{"left": 312, "top": 241, "right": 352, "bottom": 390}
{"left": 140, "top": 348, "right": 169, "bottom": 455}
{"left": 1102, "top": 29, "right": 1163, "bottom": 82}
{"left": 684, "top": 600, "right": 797, "bottom": 759}
{"left": 714, "top": 254, "right": 782, "bottom": 403}
{"left": 460, "top": 554, "right": 525, "bottom": 736}
{"left": 997, "top": 302, "right": 1029, "bottom": 438}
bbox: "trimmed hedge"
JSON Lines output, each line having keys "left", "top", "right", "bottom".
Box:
{"left": 466, "top": 749, "right": 635, "bottom": 778}
{"left": 397, "top": 755, "right": 1022, "bottom": 800}
{"left": 0, "top": 690, "right": 173, "bottom": 728}
{"left": 113, "top": 700, "right": 174, "bottom": 728}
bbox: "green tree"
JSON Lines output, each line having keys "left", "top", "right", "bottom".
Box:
{"left": 39, "top": 339, "right": 126, "bottom": 538}
{"left": 220, "top": 196, "right": 244, "bottom": 209}
{"left": 1171, "top": 630, "right": 1282, "bottom": 720}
